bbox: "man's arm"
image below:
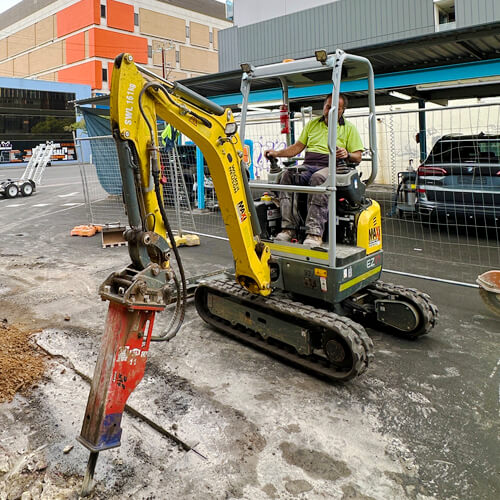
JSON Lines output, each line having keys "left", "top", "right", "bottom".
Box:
{"left": 265, "top": 141, "right": 306, "bottom": 159}
{"left": 338, "top": 121, "right": 364, "bottom": 164}
{"left": 347, "top": 149, "right": 362, "bottom": 163}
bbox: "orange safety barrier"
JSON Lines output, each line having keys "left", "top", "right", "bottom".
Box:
{"left": 71, "top": 225, "right": 103, "bottom": 237}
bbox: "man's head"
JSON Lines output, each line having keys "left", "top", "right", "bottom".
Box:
{"left": 323, "top": 93, "right": 348, "bottom": 124}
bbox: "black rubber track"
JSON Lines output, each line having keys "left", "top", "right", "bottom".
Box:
{"left": 195, "top": 279, "right": 374, "bottom": 382}
{"left": 360, "top": 280, "right": 439, "bottom": 339}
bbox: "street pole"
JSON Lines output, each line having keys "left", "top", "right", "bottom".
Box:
{"left": 161, "top": 46, "right": 166, "bottom": 79}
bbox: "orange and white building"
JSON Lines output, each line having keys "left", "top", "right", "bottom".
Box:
{"left": 0, "top": 0, "right": 231, "bottom": 93}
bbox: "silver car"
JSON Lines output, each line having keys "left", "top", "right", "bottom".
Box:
{"left": 416, "top": 133, "right": 500, "bottom": 227}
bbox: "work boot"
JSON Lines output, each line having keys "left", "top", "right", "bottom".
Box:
{"left": 303, "top": 234, "right": 323, "bottom": 247}
{"left": 274, "top": 229, "right": 296, "bottom": 242}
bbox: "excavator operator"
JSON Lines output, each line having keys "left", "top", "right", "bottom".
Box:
{"left": 265, "top": 93, "right": 363, "bottom": 246}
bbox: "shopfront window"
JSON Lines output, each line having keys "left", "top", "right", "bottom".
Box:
{"left": 0, "top": 88, "right": 76, "bottom": 153}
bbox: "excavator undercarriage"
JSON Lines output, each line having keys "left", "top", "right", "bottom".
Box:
{"left": 196, "top": 278, "right": 373, "bottom": 382}
{"left": 195, "top": 274, "right": 438, "bottom": 382}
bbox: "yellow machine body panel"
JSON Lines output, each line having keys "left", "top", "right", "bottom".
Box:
{"left": 356, "top": 201, "right": 382, "bottom": 255}
{"left": 110, "top": 54, "right": 271, "bottom": 295}
{"left": 110, "top": 57, "right": 163, "bottom": 236}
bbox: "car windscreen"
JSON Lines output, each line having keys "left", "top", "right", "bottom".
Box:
{"left": 427, "top": 138, "right": 500, "bottom": 164}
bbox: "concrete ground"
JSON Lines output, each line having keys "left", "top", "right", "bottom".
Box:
{"left": 0, "top": 164, "right": 498, "bottom": 499}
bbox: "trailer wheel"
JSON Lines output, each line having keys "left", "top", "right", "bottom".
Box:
{"left": 21, "top": 181, "right": 34, "bottom": 197}
{"left": 5, "top": 183, "right": 19, "bottom": 198}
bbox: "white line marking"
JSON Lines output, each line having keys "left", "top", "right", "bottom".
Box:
{"left": 33, "top": 203, "right": 50, "bottom": 207}
{"left": 58, "top": 192, "right": 79, "bottom": 198}
{"left": 5, "top": 204, "right": 24, "bottom": 207}
{"left": 0, "top": 203, "right": 85, "bottom": 234}
{"left": 62, "top": 203, "right": 80, "bottom": 206}
{"left": 489, "top": 359, "right": 500, "bottom": 378}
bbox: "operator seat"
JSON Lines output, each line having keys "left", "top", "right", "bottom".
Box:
{"left": 336, "top": 167, "right": 365, "bottom": 206}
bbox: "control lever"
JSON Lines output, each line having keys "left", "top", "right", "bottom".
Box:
{"left": 265, "top": 153, "right": 281, "bottom": 174}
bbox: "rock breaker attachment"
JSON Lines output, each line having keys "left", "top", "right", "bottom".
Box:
{"left": 78, "top": 301, "right": 162, "bottom": 495}
{"left": 77, "top": 264, "right": 171, "bottom": 495}
{"left": 77, "top": 302, "right": 160, "bottom": 453}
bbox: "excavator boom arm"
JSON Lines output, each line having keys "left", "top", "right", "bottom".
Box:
{"left": 110, "top": 53, "right": 271, "bottom": 295}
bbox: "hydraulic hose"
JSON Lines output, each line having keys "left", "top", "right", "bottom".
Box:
{"left": 151, "top": 267, "right": 183, "bottom": 341}
{"left": 151, "top": 170, "right": 187, "bottom": 341}
{"left": 138, "top": 83, "right": 187, "bottom": 341}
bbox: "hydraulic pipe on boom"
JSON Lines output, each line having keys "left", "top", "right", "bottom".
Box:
{"left": 78, "top": 53, "right": 271, "bottom": 494}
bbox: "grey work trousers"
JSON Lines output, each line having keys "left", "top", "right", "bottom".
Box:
{"left": 279, "top": 165, "right": 329, "bottom": 237}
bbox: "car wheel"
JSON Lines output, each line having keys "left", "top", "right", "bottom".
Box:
{"left": 21, "top": 181, "right": 34, "bottom": 197}
{"left": 419, "top": 210, "right": 437, "bottom": 229}
{"left": 5, "top": 183, "right": 19, "bottom": 199}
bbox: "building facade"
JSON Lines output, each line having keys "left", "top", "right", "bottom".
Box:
{"left": 0, "top": 0, "right": 230, "bottom": 156}
{"left": 0, "top": 0, "right": 231, "bottom": 92}
{"left": 219, "top": 0, "right": 500, "bottom": 73}
{"left": 0, "top": 77, "right": 91, "bottom": 158}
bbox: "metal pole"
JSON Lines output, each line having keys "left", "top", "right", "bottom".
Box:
{"left": 162, "top": 46, "right": 166, "bottom": 79}
{"left": 326, "top": 49, "right": 345, "bottom": 269}
{"left": 196, "top": 147, "right": 205, "bottom": 209}
{"left": 239, "top": 75, "right": 251, "bottom": 142}
{"left": 279, "top": 77, "right": 292, "bottom": 146}
{"left": 418, "top": 99, "right": 427, "bottom": 162}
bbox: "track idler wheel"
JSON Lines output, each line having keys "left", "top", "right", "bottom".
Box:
{"left": 322, "top": 331, "right": 354, "bottom": 371}
{"left": 349, "top": 281, "right": 438, "bottom": 340}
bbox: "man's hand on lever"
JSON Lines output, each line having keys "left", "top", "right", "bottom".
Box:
{"left": 264, "top": 149, "right": 279, "bottom": 159}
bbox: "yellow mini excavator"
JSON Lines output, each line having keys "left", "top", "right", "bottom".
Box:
{"left": 77, "top": 50, "right": 438, "bottom": 492}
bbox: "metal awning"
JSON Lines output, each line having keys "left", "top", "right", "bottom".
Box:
{"left": 178, "top": 21, "right": 500, "bottom": 110}
{"left": 73, "top": 20, "right": 500, "bottom": 114}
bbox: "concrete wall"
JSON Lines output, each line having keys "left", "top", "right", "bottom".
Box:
{"left": 139, "top": 8, "right": 187, "bottom": 43}
{"left": 233, "top": 0, "right": 339, "bottom": 27}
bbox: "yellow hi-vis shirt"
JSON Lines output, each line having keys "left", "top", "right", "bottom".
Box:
{"left": 161, "top": 124, "right": 178, "bottom": 146}
{"left": 298, "top": 116, "right": 363, "bottom": 155}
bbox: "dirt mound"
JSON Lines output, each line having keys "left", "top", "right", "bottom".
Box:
{"left": 0, "top": 320, "right": 47, "bottom": 402}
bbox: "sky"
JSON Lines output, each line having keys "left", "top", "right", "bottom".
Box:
{"left": 0, "top": 0, "right": 226, "bottom": 16}
{"left": 0, "top": 0, "right": 22, "bottom": 15}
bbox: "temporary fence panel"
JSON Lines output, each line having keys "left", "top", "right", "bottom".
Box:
{"left": 77, "top": 136, "right": 127, "bottom": 227}
{"left": 192, "top": 103, "right": 499, "bottom": 285}
{"left": 76, "top": 135, "right": 197, "bottom": 236}
{"left": 76, "top": 103, "right": 500, "bottom": 285}
{"left": 346, "top": 102, "right": 500, "bottom": 284}
{"left": 161, "top": 144, "right": 198, "bottom": 236}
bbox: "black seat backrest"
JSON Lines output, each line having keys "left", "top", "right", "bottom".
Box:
{"left": 336, "top": 169, "right": 365, "bottom": 205}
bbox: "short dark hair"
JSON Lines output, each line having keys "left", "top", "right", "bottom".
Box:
{"left": 324, "top": 93, "right": 348, "bottom": 108}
